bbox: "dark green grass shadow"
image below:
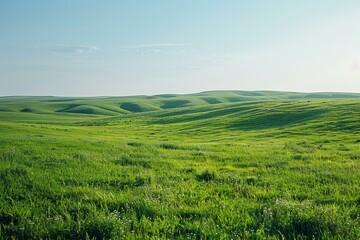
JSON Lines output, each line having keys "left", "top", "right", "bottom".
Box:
{"left": 228, "top": 109, "right": 328, "bottom": 130}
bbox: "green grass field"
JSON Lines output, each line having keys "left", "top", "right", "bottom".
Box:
{"left": 0, "top": 91, "right": 359, "bottom": 239}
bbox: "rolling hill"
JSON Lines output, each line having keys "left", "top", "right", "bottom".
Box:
{"left": 0, "top": 91, "right": 359, "bottom": 116}
{"left": 0, "top": 91, "right": 359, "bottom": 239}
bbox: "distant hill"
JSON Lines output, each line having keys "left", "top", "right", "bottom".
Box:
{"left": 0, "top": 91, "right": 359, "bottom": 116}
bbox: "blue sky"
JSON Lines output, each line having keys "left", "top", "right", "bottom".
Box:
{"left": 1, "top": 0, "right": 360, "bottom": 96}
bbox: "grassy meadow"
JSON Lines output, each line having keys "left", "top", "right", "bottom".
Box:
{"left": 0, "top": 91, "right": 359, "bottom": 239}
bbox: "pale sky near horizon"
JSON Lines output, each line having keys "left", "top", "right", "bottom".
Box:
{"left": 1, "top": 0, "right": 360, "bottom": 96}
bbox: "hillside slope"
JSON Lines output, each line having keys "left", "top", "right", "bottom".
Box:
{"left": 1, "top": 91, "right": 359, "bottom": 116}
{"left": 0, "top": 92, "right": 359, "bottom": 239}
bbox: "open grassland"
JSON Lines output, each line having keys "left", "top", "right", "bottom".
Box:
{"left": 0, "top": 92, "right": 359, "bottom": 239}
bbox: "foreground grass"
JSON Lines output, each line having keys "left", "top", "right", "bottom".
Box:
{"left": 0, "top": 98, "right": 359, "bottom": 239}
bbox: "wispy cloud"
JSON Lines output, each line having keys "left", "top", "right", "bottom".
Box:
{"left": 33, "top": 43, "right": 100, "bottom": 54}
{"left": 344, "top": 55, "right": 360, "bottom": 75}
{"left": 120, "top": 43, "right": 192, "bottom": 49}
{"left": 119, "top": 43, "right": 194, "bottom": 55}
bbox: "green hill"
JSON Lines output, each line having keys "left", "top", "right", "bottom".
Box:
{"left": 0, "top": 91, "right": 360, "bottom": 239}
{"left": 1, "top": 91, "right": 359, "bottom": 117}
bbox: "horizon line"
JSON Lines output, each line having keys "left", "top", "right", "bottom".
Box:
{"left": 1, "top": 89, "right": 360, "bottom": 98}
